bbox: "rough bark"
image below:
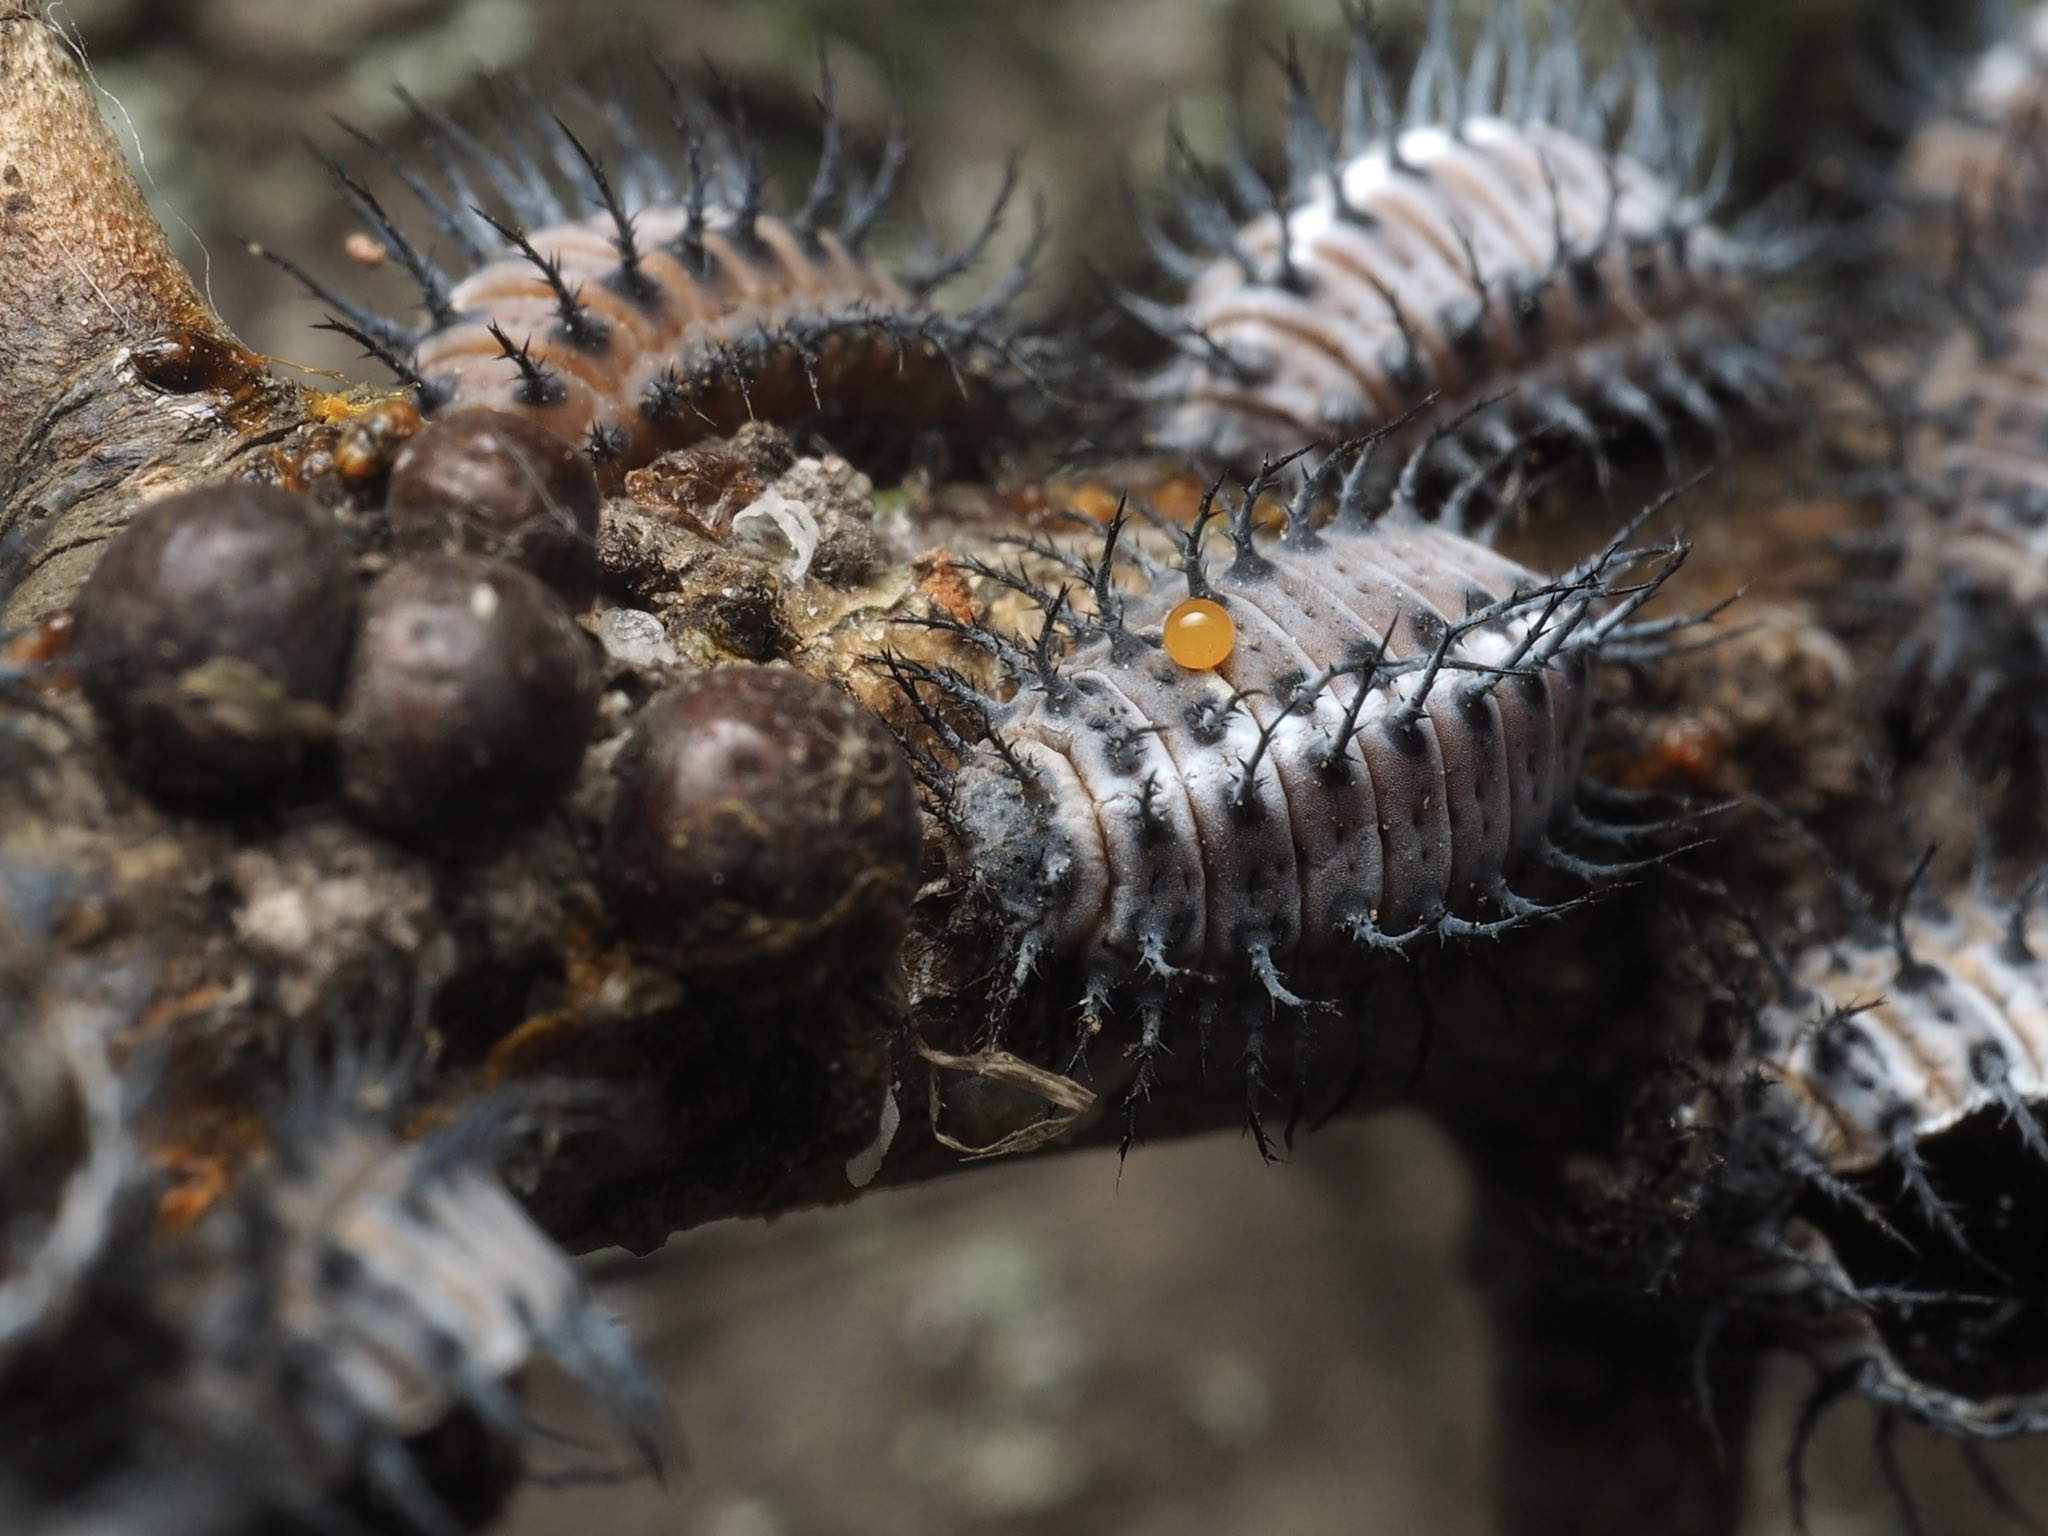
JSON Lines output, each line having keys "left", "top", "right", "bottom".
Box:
{"left": 0, "top": 2, "right": 312, "bottom": 623}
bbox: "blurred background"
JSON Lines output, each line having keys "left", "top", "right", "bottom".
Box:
{"left": 40, "top": 0, "right": 2048, "bottom": 1530}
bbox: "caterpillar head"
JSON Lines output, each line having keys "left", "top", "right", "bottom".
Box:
{"left": 952, "top": 754, "right": 1090, "bottom": 961}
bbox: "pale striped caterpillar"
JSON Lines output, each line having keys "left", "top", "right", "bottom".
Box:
{"left": 1881, "top": 226, "right": 2048, "bottom": 773}
{"left": 1722, "top": 880, "right": 2048, "bottom": 1442}
{"left": 886, "top": 440, "right": 1691, "bottom": 1140}
{"left": 219, "top": 1100, "right": 667, "bottom": 1526}
{"left": 1894, "top": 3, "right": 2048, "bottom": 236}
{"left": 0, "top": 872, "right": 665, "bottom": 1536}
{"left": 270, "top": 60, "right": 1048, "bottom": 479}
{"left": 1123, "top": 5, "right": 1796, "bottom": 478}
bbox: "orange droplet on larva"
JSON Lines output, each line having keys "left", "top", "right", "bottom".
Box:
{"left": 1163, "top": 597, "right": 1235, "bottom": 671}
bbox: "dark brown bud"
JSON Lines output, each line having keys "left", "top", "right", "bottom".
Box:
{"left": 603, "top": 666, "right": 920, "bottom": 977}
{"left": 384, "top": 409, "right": 602, "bottom": 609}
{"left": 338, "top": 555, "right": 600, "bottom": 851}
{"left": 72, "top": 483, "right": 356, "bottom": 797}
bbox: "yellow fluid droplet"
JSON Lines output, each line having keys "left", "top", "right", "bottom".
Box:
{"left": 1163, "top": 597, "right": 1236, "bottom": 671}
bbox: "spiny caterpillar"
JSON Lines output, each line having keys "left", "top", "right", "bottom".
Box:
{"left": 224, "top": 1102, "right": 667, "bottom": 1527}
{"left": 1124, "top": 5, "right": 1794, "bottom": 477}
{"left": 1882, "top": 212, "right": 2048, "bottom": 769}
{"left": 1729, "top": 881, "right": 2048, "bottom": 1441}
{"left": 887, "top": 437, "right": 1691, "bottom": 1136}
{"left": 0, "top": 862, "right": 665, "bottom": 1533}
{"left": 1894, "top": 3, "right": 2048, "bottom": 231}
{"left": 269, "top": 59, "right": 1046, "bottom": 478}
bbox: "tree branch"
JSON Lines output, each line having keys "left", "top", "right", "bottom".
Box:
{"left": 0, "top": 1, "right": 309, "bottom": 623}
{"left": 0, "top": 8, "right": 1898, "bottom": 1533}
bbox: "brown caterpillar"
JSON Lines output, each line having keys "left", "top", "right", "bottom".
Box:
{"left": 888, "top": 440, "right": 1692, "bottom": 1144}
{"left": 1123, "top": 6, "right": 1795, "bottom": 476}
{"left": 268, "top": 62, "right": 1048, "bottom": 478}
{"left": 1726, "top": 884, "right": 2048, "bottom": 1443}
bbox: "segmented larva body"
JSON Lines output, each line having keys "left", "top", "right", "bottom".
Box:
{"left": 1910, "top": 266, "right": 2048, "bottom": 555}
{"left": 1897, "top": 4, "right": 2048, "bottom": 227}
{"left": 960, "top": 521, "right": 1588, "bottom": 977}
{"left": 1756, "top": 897, "right": 2047, "bottom": 1175}
{"left": 894, "top": 449, "right": 1682, "bottom": 1025}
{"left": 180, "top": 1102, "right": 664, "bottom": 1532}
{"left": 1133, "top": 10, "right": 1787, "bottom": 473}
{"left": 0, "top": 863, "right": 140, "bottom": 1369}
{"left": 1917, "top": 252, "right": 2048, "bottom": 457}
{"left": 282, "top": 69, "right": 1037, "bottom": 475}
{"left": 0, "top": 872, "right": 665, "bottom": 1532}
{"left": 1734, "top": 891, "right": 2048, "bottom": 1437}
{"left": 414, "top": 206, "right": 935, "bottom": 466}
{"left": 1887, "top": 261, "right": 2048, "bottom": 747}
{"left": 257, "top": 1120, "right": 662, "bottom": 1463}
